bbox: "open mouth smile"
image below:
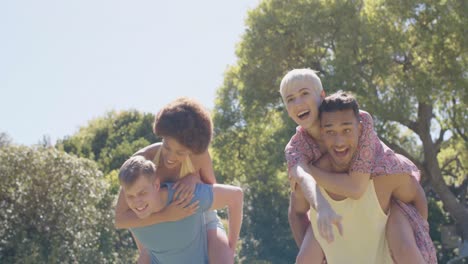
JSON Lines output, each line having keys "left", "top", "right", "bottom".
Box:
{"left": 333, "top": 147, "right": 349, "bottom": 157}
{"left": 135, "top": 204, "right": 148, "bottom": 212}
{"left": 297, "top": 110, "right": 310, "bottom": 120}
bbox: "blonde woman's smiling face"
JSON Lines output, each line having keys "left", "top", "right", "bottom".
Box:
{"left": 283, "top": 81, "right": 323, "bottom": 130}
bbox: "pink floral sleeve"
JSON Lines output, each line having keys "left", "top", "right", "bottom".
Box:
{"left": 284, "top": 126, "right": 322, "bottom": 191}
{"left": 349, "top": 111, "right": 377, "bottom": 174}
{"left": 350, "top": 110, "right": 420, "bottom": 180}
{"left": 284, "top": 110, "right": 420, "bottom": 180}
{"left": 285, "top": 126, "right": 322, "bottom": 171}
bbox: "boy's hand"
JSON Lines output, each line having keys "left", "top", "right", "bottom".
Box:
{"left": 173, "top": 173, "right": 199, "bottom": 200}
{"left": 162, "top": 196, "right": 200, "bottom": 222}
{"left": 317, "top": 204, "right": 343, "bottom": 243}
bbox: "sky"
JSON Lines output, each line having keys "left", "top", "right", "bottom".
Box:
{"left": 0, "top": 0, "right": 259, "bottom": 145}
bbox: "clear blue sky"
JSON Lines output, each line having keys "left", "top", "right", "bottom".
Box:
{"left": 0, "top": 0, "right": 259, "bottom": 145}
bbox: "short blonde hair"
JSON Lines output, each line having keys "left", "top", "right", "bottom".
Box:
{"left": 279, "top": 68, "right": 323, "bottom": 98}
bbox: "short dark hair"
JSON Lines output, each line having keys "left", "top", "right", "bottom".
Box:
{"left": 319, "top": 91, "right": 360, "bottom": 120}
{"left": 119, "top": 156, "right": 156, "bottom": 187}
{"left": 153, "top": 97, "right": 213, "bottom": 154}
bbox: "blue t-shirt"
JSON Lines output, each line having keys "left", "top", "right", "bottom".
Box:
{"left": 131, "top": 183, "right": 213, "bottom": 264}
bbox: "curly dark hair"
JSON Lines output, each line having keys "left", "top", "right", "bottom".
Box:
{"left": 153, "top": 97, "right": 213, "bottom": 154}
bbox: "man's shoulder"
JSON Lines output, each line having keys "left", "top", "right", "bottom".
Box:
{"left": 373, "top": 172, "right": 409, "bottom": 195}
{"left": 165, "top": 183, "right": 212, "bottom": 203}
{"left": 194, "top": 183, "right": 213, "bottom": 192}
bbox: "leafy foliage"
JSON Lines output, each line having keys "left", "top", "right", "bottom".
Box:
{"left": 56, "top": 110, "right": 157, "bottom": 174}
{"left": 0, "top": 146, "right": 135, "bottom": 263}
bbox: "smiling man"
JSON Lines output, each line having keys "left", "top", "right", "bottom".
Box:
{"left": 291, "top": 91, "right": 433, "bottom": 263}
{"left": 117, "top": 155, "right": 243, "bottom": 264}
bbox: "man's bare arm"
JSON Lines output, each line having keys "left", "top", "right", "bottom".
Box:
{"left": 192, "top": 151, "right": 217, "bottom": 184}
{"left": 391, "top": 174, "right": 428, "bottom": 220}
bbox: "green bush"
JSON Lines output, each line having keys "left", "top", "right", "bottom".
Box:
{"left": 0, "top": 146, "right": 136, "bottom": 263}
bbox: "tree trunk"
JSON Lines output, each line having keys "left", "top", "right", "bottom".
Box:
{"left": 417, "top": 102, "right": 468, "bottom": 257}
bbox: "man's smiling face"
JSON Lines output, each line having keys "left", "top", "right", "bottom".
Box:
{"left": 123, "top": 175, "right": 159, "bottom": 219}
{"left": 320, "top": 109, "right": 361, "bottom": 171}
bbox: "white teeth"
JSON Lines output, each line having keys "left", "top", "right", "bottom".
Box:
{"left": 136, "top": 205, "right": 147, "bottom": 211}
{"left": 297, "top": 110, "right": 309, "bottom": 117}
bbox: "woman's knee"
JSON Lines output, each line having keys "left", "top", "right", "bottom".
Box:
{"left": 207, "top": 228, "right": 233, "bottom": 264}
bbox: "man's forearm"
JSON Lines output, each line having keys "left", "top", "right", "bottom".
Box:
{"left": 115, "top": 209, "right": 167, "bottom": 229}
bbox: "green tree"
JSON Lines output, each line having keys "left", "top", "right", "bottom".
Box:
{"left": 0, "top": 146, "right": 135, "bottom": 263}
{"left": 213, "top": 72, "right": 297, "bottom": 262}
{"left": 213, "top": 0, "right": 466, "bottom": 262}
{"left": 57, "top": 110, "right": 157, "bottom": 174}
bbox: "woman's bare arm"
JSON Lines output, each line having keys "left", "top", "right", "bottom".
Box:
{"left": 192, "top": 150, "right": 217, "bottom": 184}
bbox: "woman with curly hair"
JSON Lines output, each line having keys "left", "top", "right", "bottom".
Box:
{"left": 115, "top": 97, "right": 238, "bottom": 264}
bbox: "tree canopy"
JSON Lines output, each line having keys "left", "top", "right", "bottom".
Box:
{"left": 57, "top": 110, "right": 157, "bottom": 175}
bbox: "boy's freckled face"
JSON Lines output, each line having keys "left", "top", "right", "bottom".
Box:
{"left": 282, "top": 81, "right": 322, "bottom": 129}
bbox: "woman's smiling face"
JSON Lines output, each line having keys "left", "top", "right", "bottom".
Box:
{"left": 161, "top": 136, "right": 192, "bottom": 169}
